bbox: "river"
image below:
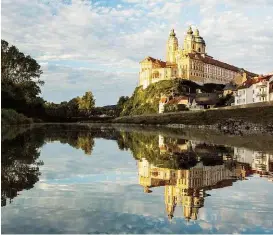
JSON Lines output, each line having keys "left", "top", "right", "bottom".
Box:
{"left": 1, "top": 124, "right": 273, "bottom": 234}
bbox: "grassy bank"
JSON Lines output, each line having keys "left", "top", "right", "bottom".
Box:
{"left": 114, "top": 105, "right": 273, "bottom": 126}
{"left": 120, "top": 79, "right": 225, "bottom": 116}
{"left": 1, "top": 109, "right": 34, "bottom": 126}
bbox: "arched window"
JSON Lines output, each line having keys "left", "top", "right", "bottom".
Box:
{"left": 198, "top": 48, "right": 201, "bottom": 52}
{"left": 192, "top": 44, "right": 195, "bottom": 49}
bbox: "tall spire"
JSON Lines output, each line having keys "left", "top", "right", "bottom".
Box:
{"left": 187, "top": 26, "right": 193, "bottom": 34}
{"left": 170, "top": 28, "right": 176, "bottom": 37}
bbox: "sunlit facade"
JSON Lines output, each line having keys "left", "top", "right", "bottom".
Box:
{"left": 139, "top": 26, "right": 257, "bottom": 89}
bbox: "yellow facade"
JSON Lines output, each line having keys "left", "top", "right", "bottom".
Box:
{"left": 139, "top": 26, "right": 256, "bottom": 89}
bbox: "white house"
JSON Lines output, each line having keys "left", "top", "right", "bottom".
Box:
{"left": 159, "top": 96, "right": 169, "bottom": 113}
{"left": 234, "top": 75, "right": 273, "bottom": 106}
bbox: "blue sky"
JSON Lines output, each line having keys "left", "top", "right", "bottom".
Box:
{"left": 2, "top": 0, "right": 273, "bottom": 106}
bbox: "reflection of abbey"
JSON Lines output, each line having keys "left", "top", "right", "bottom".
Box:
{"left": 137, "top": 135, "right": 273, "bottom": 221}
{"left": 139, "top": 26, "right": 256, "bottom": 89}
{"left": 138, "top": 158, "right": 245, "bottom": 221}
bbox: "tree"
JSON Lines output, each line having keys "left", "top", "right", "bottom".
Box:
{"left": 1, "top": 40, "right": 43, "bottom": 85}
{"left": 117, "top": 96, "right": 129, "bottom": 108}
{"left": 77, "top": 91, "right": 95, "bottom": 110}
{"left": 1, "top": 39, "right": 45, "bottom": 118}
{"left": 116, "top": 96, "right": 129, "bottom": 116}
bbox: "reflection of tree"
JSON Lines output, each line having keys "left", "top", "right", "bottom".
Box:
{"left": 1, "top": 129, "right": 45, "bottom": 207}
{"left": 42, "top": 124, "right": 121, "bottom": 155}
{"left": 116, "top": 131, "right": 162, "bottom": 163}
{"left": 1, "top": 124, "right": 102, "bottom": 207}
{"left": 116, "top": 131, "right": 234, "bottom": 169}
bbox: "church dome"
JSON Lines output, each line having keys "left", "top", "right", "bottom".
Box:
{"left": 191, "top": 27, "right": 205, "bottom": 44}
{"left": 169, "top": 29, "right": 176, "bottom": 37}
{"left": 187, "top": 26, "right": 193, "bottom": 34}
{"left": 195, "top": 36, "right": 206, "bottom": 44}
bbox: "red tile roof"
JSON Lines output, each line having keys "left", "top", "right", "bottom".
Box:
{"left": 160, "top": 97, "right": 168, "bottom": 103}
{"left": 188, "top": 53, "right": 257, "bottom": 77}
{"left": 166, "top": 96, "right": 188, "bottom": 105}
{"left": 237, "top": 75, "right": 273, "bottom": 90}
{"left": 140, "top": 56, "right": 166, "bottom": 67}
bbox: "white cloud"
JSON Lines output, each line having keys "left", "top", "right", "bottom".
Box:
{"left": 2, "top": 0, "right": 273, "bottom": 105}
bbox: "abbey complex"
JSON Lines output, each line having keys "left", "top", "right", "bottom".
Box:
{"left": 139, "top": 26, "right": 257, "bottom": 88}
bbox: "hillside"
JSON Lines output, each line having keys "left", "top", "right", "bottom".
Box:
{"left": 121, "top": 79, "right": 224, "bottom": 116}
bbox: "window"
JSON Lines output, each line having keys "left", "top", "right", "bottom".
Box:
{"left": 198, "top": 48, "right": 201, "bottom": 52}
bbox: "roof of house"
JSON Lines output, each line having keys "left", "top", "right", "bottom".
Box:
{"left": 189, "top": 93, "right": 220, "bottom": 105}
{"left": 166, "top": 96, "right": 188, "bottom": 105}
{"left": 196, "top": 93, "right": 219, "bottom": 105}
{"left": 188, "top": 53, "right": 257, "bottom": 77}
{"left": 160, "top": 97, "right": 168, "bottom": 103}
{"left": 140, "top": 56, "right": 166, "bottom": 67}
{"left": 237, "top": 74, "right": 273, "bottom": 90}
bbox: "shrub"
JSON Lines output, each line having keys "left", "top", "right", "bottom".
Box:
{"left": 1, "top": 109, "right": 33, "bottom": 126}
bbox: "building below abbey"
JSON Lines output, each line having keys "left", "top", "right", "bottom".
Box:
{"left": 139, "top": 26, "right": 257, "bottom": 89}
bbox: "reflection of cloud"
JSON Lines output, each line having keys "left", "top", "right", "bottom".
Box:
{"left": 2, "top": 135, "right": 273, "bottom": 234}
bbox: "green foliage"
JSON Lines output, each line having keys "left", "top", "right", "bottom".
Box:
{"left": 216, "top": 93, "right": 234, "bottom": 107}
{"left": 116, "top": 96, "right": 129, "bottom": 116}
{"left": 44, "top": 91, "right": 97, "bottom": 121}
{"left": 93, "top": 105, "right": 118, "bottom": 117}
{"left": 164, "top": 104, "right": 187, "bottom": 113}
{"left": 1, "top": 40, "right": 43, "bottom": 85}
{"left": 115, "top": 105, "right": 273, "bottom": 126}
{"left": 1, "top": 40, "right": 45, "bottom": 119}
{"left": 1, "top": 109, "right": 34, "bottom": 126}
{"left": 77, "top": 91, "right": 95, "bottom": 110}
{"left": 120, "top": 79, "right": 204, "bottom": 116}
{"left": 117, "top": 96, "right": 129, "bottom": 108}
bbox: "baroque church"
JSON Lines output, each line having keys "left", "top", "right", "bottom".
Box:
{"left": 139, "top": 26, "right": 257, "bottom": 89}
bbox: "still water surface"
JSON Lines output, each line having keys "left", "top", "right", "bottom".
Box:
{"left": 1, "top": 124, "right": 273, "bottom": 234}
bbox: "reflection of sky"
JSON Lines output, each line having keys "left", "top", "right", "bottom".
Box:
{"left": 2, "top": 139, "right": 273, "bottom": 234}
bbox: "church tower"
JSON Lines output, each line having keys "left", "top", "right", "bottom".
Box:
{"left": 183, "top": 26, "right": 195, "bottom": 54}
{"left": 193, "top": 28, "right": 206, "bottom": 54}
{"left": 166, "top": 29, "right": 178, "bottom": 63}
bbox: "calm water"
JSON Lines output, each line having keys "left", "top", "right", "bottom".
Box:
{"left": 1, "top": 124, "right": 273, "bottom": 234}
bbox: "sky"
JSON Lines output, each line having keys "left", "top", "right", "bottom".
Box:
{"left": 2, "top": 0, "right": 273, "bottom": 106}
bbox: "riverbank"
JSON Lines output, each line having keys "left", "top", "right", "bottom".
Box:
{"left": 113, "top": 105, "right": 273, "bottom": 135}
